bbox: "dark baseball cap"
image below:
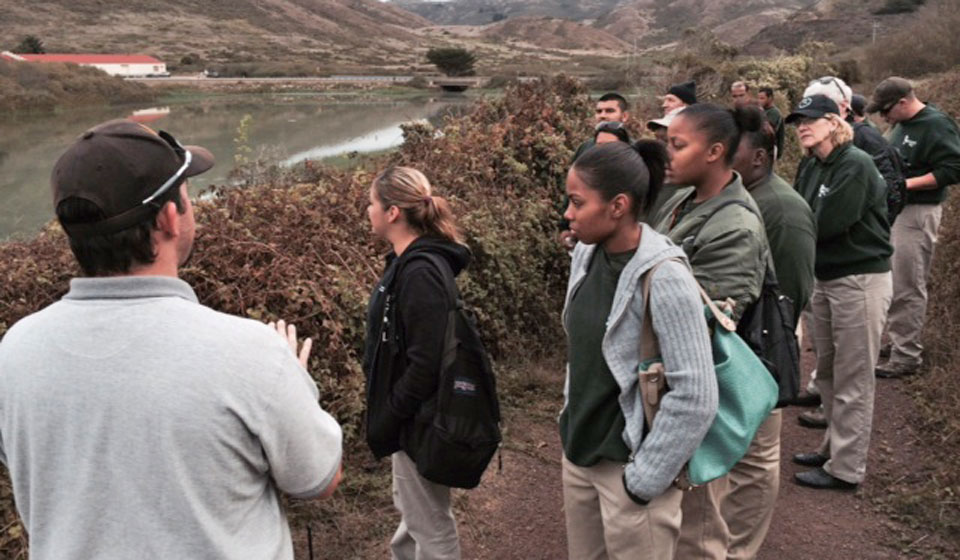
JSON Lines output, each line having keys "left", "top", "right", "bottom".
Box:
{"left": 51, "top": 119, "right": 214, "bottom": 238}
{"left": 785, "top": 94, "right": 840, "bottom": 124}
{"left": 865, "top": 77, "right": 913, "bottom": 114}
{"left": 850, "top": 94, "right": 867, "bottom": 117}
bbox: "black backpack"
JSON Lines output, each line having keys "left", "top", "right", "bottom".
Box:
{"left": 853, "top": 122, "right": 908, "bottom": 224}
{"left": 698, "top": 200, "right": 802, "bottom": 407}
{"left": 396, "top": 253, "right": 502, "bottom": 489}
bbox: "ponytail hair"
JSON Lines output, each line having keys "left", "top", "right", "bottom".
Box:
{"left": 676, "top": 103, "right": 765, "bottom": 164}
{"left": 572, "top": 139, "right": 668, "bottom": 219}
{"left": 372, "top": 166, "right": 463, "bottom": 244}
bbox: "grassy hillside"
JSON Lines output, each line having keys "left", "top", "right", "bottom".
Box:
{"left": 3, "top": 0, "right": 432, "bottom": 72}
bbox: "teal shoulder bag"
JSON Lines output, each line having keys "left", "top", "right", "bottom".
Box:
{"left": 637, "top": 265, "right": 779, "bottom": 489}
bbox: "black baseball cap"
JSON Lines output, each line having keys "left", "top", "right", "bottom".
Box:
{"left": 850, "top": 94, "right": 868, "bottom": 117}
{"left": 785, "top": 94, "right": 841, "bottom": 124}
{"left": 52, "top": 119, "right": 214, "bottom": 238}
{"left": 865, "top": 77, "right": 913, "bottom": 114}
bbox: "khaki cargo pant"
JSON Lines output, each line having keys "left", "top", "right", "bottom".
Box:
{"left": 812, "top": 272, "right": 893, "bottom": 483}
{"left": 561, "top": 455, "right": 683, "bottom": 560}
{"left": 721, "top": 409, "right": 782, "bottom": 560}
{"left": 391, "top": 451, "right": 461, "bottom": 560}
{"left": 886, "top": 203, "right": 943, "bottom": 367}
{"left": 676, "top": 477, "right": 728, "bottom": 560}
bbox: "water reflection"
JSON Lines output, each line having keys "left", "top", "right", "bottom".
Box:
{"left": 0, "top": 95, "right": 465, "bottom": 239}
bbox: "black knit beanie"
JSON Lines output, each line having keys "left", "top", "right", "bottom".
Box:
{"left": 667, "top": 81, "right": 697, "bottom": 105}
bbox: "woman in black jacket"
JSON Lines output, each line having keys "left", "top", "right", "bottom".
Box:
{"left": 363, "top": 166, "right": 469, "bottom": 560}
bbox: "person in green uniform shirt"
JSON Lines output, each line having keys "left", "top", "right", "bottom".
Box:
{"left": 651, "top": 103, "right": 771, "bottom": 560}
{"left": 560, "top": 140, "right": 717, "bottom": 560}
{"left": 867, "top": 77, "right": 960, "bottom": 378}
{"left": 758, "top": 87, "right": 785, "bottom": 160}
{"left": 727, "top": 108, "right": 816, "bottom": 560}
{"left": 788, "top": 94, "right": 893, "bottom": 491}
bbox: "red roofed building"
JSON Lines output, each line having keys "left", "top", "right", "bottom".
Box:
{"left": 0, "top": 52, "right": 168, "bottom": 77}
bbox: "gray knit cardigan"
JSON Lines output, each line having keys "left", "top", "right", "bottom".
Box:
{"left": 562, "top": 223, "right": 718, "bottom": 500}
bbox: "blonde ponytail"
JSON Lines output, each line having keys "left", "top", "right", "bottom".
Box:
{"left": 372, "top": 167, "right": 463, "bottom": 244}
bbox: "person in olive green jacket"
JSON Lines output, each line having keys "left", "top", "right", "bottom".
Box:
{"left": 788, "top": 94, "right": 893, "bottom": 492}
{"left": 651, "top": 103, "right": 771, "bottom": 560}
{"left": 867, "top": 77, "right": 960, "bottom": 378}
{"left": 726, "top": 107, "right": 816, "bottom": 560}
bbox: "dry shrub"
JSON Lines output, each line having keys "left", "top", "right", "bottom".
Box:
{"left": 0, "top": 76, "right": 588, "bottom": 557}
{"left": 899, "top": 186, "right": 960, "bottom": 545}
{"left": 0, "top": 59, "right": 156, "bottom": 113}
{"left": 862, "top": 0, "right": 960, "bottom": 80}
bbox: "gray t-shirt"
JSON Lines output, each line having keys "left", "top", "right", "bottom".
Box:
{"left": 0, "top": 276, "right": 342, "bottom": 560}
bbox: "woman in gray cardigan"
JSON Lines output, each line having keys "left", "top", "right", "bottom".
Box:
{"left": 560, "top": 140, "right": 717, "bottom": 560}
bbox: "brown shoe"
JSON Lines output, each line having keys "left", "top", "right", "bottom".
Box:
{"left": 798, "top": 408, "right": 827, "bottom": 429}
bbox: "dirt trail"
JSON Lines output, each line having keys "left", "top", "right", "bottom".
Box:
{"left": 448, "top": 350, "right": 949, "bottom": 559}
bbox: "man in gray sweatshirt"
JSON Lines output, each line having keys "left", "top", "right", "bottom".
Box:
{"left": 0, "top": 120, "right": 343, "bottom": 560}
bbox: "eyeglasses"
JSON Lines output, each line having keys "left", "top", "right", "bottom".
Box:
{"left": 142, "top": 130, "right": 192, "bottom": 207}
{"left": 879, "top": 99, "right": 902, "bottom": 116}
{"left": 814, "top": 77, "right": 847, "bottom": 102}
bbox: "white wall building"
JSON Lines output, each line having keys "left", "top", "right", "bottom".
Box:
{"left": 0, "top": 52, "right": 168, "bottom": 77}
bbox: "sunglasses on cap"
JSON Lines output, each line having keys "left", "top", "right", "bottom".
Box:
{"left": 814, "top": 77, "right": 847, "bottom": 102}
{"left": 142, "top": 130, "right": 192, "bottom": 208}
{"left": 595, "top": 120, "right": 625, "bottom": 132}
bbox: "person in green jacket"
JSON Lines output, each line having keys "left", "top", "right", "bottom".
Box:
{"left": 788, "top": 94, "right": 893, "bottom": 491}
{"left": 867, "top": 77, "right": 960, "bottom": 378}
{"left": 651, "top": 103, "right": 771, "bottom": 560}
{"left": 727, "top": 106, "right": 816, "bottom": 559}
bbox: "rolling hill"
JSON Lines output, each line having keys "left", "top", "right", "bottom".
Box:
{"left": 1, "top": 0, "right": 433, "bottom": 70}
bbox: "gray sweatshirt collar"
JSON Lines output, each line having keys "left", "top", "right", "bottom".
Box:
{"left": 65, "top": 276, "right": 199, "bottom": 303}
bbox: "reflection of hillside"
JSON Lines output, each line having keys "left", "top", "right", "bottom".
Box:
{"left": 0, "top": 97, "right": 466, "bottom": 238}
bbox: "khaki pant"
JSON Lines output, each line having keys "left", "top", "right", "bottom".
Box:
{"left": 391, "top": 451, "right": 461, "bottom": 560}
{"left": 676, "top": 477, "right": 728, "bottom": 560}
{"left": 721, "top": 410, "right": 782, "bottom": 560}
{"left": 561, "top": 455, "right": 682, "bottom": 560}
{"left": 811, "top": 273, "right": 892, "bottom": 483}
{"left": 887, "top": 203, "right": 942, "bottom": 367}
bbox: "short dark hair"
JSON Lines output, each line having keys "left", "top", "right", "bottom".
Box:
{"left": 598, "top": 92, "right": 629, "bottom": 112}
{"left": 56, "top": 189, "right": 186, "bottom": 277}
{"left": 759, "top": 87, "right": 774, "bottom": 97}
{"left": 572, "top": 140, "right": 667, "bottom": 218}
{"left": 677, "top": 103, "right": 765, "bottom": 165}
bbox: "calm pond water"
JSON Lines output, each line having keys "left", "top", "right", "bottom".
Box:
{"left": 0, "top": 94, "right": 470, "bottom": 239}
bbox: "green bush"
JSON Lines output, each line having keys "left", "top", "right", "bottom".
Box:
{"left": 0, "top": 76, "right": 591, "bottom": 557}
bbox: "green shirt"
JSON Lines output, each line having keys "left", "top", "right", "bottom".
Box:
{"left": 560, "top": 247, "right": 634, "bottom": 467}
{"left": 888, "top": 104, "right": 960, "bottom": 204}
{"left": 794, "top": 144, "right": 892, "bottom": 281}
{"left": 746, "top": 172, "right": 816, "bottom": 315}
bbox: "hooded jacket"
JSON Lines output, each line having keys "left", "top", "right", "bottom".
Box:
{"left": 562, "top": 224, "right": 717, "bottom": 500}
{"left": 363, "top": 236, "right": 471, "bottom": 459}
